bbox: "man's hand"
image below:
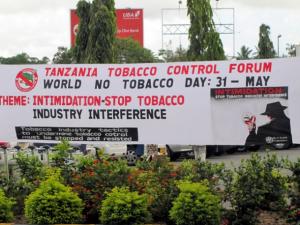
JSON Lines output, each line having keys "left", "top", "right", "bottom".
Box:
{"left": 244, "top": 115, "right": 256, "bottom": 132}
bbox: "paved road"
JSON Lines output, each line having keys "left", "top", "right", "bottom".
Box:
{"left": 207, "top": 147, "right": 300, "bottom": 168}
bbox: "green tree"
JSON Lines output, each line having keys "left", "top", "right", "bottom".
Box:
{"left": 74, "top": 0, "right": 116, "bottom": 63}
{"left": 0, "top": 53, "right": 49, "bottom": 64}
{"left": 256, "top": 24, "right": 276, "bottom": 59}
{"left": 159, "top": 46, "right": 188, "bottom": 62}
{"left": 74, "top": 0, "right": 91, "bottom": 63}
{"left": 286, "top": 43, "right": 296, "bottom": 57}
{"left": 237, "top": 46, "right": 253, "bottom": 60}
{"left": 52, "top": 47, "right": 74, "bottom": 64}
{"left": 187, "top": 0, "right": 225, "bottom": 61}
{"left": 114, "top": 38, "right": 156, "bottom": 63}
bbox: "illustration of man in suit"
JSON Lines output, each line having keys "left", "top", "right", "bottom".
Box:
{"left": 244, "top": 101, "right": 292, "bottom": 147}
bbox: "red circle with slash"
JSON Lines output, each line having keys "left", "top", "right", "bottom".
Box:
{"left": 15, "top": 68, "right": 38, "bottom": 92}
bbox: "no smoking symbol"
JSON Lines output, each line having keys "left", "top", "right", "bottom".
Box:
{"left": 15, "top": 68, "right": 38, "bottom": 92}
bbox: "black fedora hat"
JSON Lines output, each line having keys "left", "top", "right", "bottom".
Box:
{"left": 261, "top": 101, "right": 287, "bottom": 115}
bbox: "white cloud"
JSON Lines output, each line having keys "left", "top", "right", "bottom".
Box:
{"left": 226, "top": 0, "right": 300, "bottom": 9}
{"left": 0, "top": 0, "right": 299, "bottom": 59}
{"left": 0, "top": 0, "right": 75, "bottom": 14}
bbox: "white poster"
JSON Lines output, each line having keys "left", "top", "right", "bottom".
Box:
{"left": 0, "top": 58, "right": 300, "bottom": 145}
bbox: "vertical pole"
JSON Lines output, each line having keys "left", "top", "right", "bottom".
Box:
{"left": 277, "top": 35, "right": 281, "bottom": 57}
{"left": 277, "top": 37, "right": 280, "bottom": 57}
{"left": 161, "top": 9, "right": 164, "bottom": 50}
{"left": 4, "top": 148, "right": 9, "bottom": 181}
{"left": 193, "top": 145, "right": 207, "bottom": 161}
{"left": 46, "top": 149, "right": 49, "bottom": 165}
{"left": 296, "top": 44, "right": 300, "bottom": 57}
{"left": 233, "top": 8, "right": 236, "bottom": 58}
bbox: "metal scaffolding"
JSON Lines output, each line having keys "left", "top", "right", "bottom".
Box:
{"left": 161, "top": 7, "right": 235, "bottom": 57}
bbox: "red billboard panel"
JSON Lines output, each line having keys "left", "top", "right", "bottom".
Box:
{"left": 70, "top": 10, "right": 80, "bottom": 48}
{"left": 116, "top": 9, "right": 144, "bottom": 47}
{"left": 70, "top": 9, "right": 144, "bottom": 47}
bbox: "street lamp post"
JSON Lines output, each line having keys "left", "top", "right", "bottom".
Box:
{"left": 277, "top": 34, "right": 282, "bottom": 57}
{"left": 178, "top": 0, "right": 182, "bottom": 9}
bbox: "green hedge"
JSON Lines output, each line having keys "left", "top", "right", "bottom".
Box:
{"left": 100, "top": 187, "right": 150, "bottom": 225}
{"left": 0, "top": 189, "right": 14, "bottom": 222}
{"left": 25, "top": 177, "right": 83, "bottom": 224}
{"left": 170, "top": 181, "right": 221, "bottom": 225}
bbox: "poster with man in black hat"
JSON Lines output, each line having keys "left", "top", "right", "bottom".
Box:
{"left": 245, "top": 101, "right": 292, "bottom": 148}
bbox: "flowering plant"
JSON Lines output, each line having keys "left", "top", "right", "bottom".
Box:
{"left": 129, "top": 157, "right": 178, "bottom": 222}
{"left": 71, "top": 157, "right": 130, "bottom": 223}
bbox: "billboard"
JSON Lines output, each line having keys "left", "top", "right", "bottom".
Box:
{"left": 0, "top": 59, "right": 300, "bottom": 145}
{"left": 70, "top": 9, "right": 144, "bottom": 47}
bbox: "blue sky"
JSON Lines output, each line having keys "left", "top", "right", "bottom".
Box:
{"left": 0, "top": 0, "right": 299, "bottom": 59}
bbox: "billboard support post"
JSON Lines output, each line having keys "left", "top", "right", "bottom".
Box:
{"left": 161, "top": 7, "right": 235, "bottom": 58}
{"left": 296, "top": 44, "right": 300, "bottom": 57}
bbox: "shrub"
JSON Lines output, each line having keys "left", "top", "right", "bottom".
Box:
{"left": 16, "top": 151, "right": 44, "bottom": 183}
{"left": 177, "top": 160, "right": 225, "bottom": 189}
{"left": 169, "top": 181, "right": 221, "bottom": 225}
{"left": 25, "top": 177, "right": 83, "bottom": 224}
{"left": 76, "top": 155, "right": 95, "bottom": 172}
{"left": 130, "top": 157, "right": 178, "bottom": 223}
{"left": 51, "top": 140, "right": 72, "bottom": 168}
{"left": 14, "top": 151, "right": 44, "bottom": 214}
{"left": 100, "top": 187, "right": 150, "bottom": 225}
{"left": 51, "top": 140, "right": 75, "bottom": 184}
{"left": 286, "top": 158, "right": 300, "bottom": 223}
{"left": 226, "top": 153, "right": 288, "bottom": 225}
{"left": 0, "top": 171, "right": 35, "bottom": 216}
{"left": 129, "top": 169, "right": 178, "bottom": 223}
{"left": 71, "top": 158, "right": 130, "bottom": 223}
{"left": 0, "top": 189, "right": 15, "bottom": 222}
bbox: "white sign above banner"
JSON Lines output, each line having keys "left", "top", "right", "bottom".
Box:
{"left": 0, "top": 58, "right": 300, "bottom": 145}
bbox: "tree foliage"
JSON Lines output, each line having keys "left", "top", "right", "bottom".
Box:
{"left": 237, "top": 45, "right": 253, "bottom": 60}
{"left": 74, "top": 0, "right": 91, "bottom": 63}
{"left": 159, "top": 46, "right": 188, "bottom": 62}
{"left": 52, "top": 47, "right": 74, "bottom": 64}
{"left": 74, "top": 0, "right": 116, "bottom": 63}
{"left": 0, "top": 53, "right": 49, "bottom": 64}
{"left": 187, "top": 0, "right": 225, "bottom": 61}
{"left": 256, "top": 24, "right": 276, "bottom": 59}
{"left": 286, "top": 43, "right": 296, "bottom": 57}
{"left": 114, "top": 38, "right": 156, "bottom": 63}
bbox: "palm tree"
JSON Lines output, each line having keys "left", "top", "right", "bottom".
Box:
{"left": 237, "top": 46, "right": 253, "bottom": 60}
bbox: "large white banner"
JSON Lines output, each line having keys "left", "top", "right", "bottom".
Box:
{"left": 0, "top": 58, "right": 300, "bottom": 145}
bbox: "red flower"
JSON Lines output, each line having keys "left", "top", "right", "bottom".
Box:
{"left": 93, "top": 159, "right": 100, "bottom": 164}
{"left": 89, "top": 171, "right": 95, "bottom": 176}
{"left": 170, "top": 172, "right": 177, "bottom": 177}
{"left": 221, "top": 218, "right": 230, "bottom": 225}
